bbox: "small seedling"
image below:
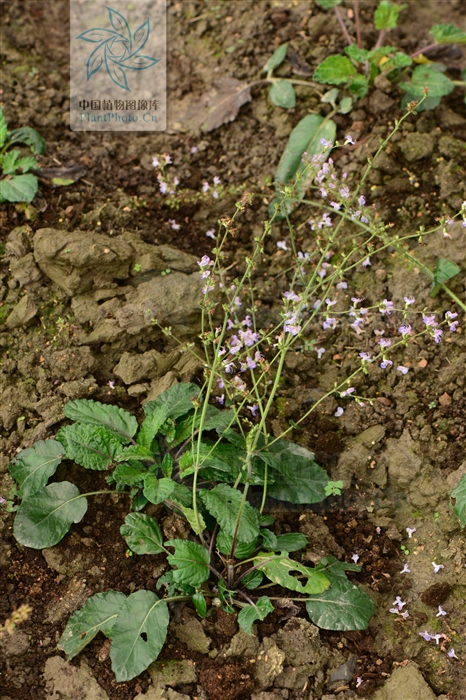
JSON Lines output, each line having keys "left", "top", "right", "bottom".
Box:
{"left": 0, "top": 107, "right": 45, "bottom": 203}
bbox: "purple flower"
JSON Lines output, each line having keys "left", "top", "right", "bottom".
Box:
{"left": 380, "top": 300, "right": 394, "bottom": 314}
{"left": 206, "top": 228, "right": 216, "bottom": 239}
{"left": 336, "top": 281, "right": 347, "bottom": 289}
{"left": 277, "top": 240, "right": 288, "bottom": 251}
{"left": 198, "top": 255, "right": 212, "bottom": 268}
{"left": 339, "top": 186, "right": 350, "bottom": 199}
{"left": 406, "top": 527, "right": 416, "bottom": 538}
{"left": 331, "top": 201, "right": 341, "bottom": 210}
{"left": 433, "top": 329, "right": 443, "bottom": 343}
{"left": 362, "top": 257, "right": 371, "bottom": 267}
{"left": 378, "top": 338, "right": 392, "bottom": 348}
{"left": 190, "top": 146, "right": 198, "bottom": 154}
{"left": 247, "top": 404, "right": 258, "bottom": 416}
{"left": 398, "top": 324, "right": 411, "bottom": 335}
{"left": 246, "top": 355, "right": 257, "bottom": 370}
{"left": 164, "top": 154, "right": 172, "bottom": 164}
{"left": 345, "top": 135, "right": 356, "bottom": 145}
{"left": 380, "top": 359, "right": 393, "bottom": 369}
{"left": 229, "top": 335, "right": 243, "bottom": 354}
{"left": 351, "top": 553, "right": 360, "bottom": 563}
{"left": 284, "top": 291, "right": 302, "bottom": 302}
{"left": 445, "top": 311, "right": 458, "bottom": 321}
{"left": 358, "top": 195, "right": 366, "bottom": 206}
{"left": 215, "top": 394, "right": 224, "bottom": 405}
{"left": 152, "top": 156, "right": 159, "bottom": 167}
{"left": 449, "top": 321, "right": 459, "bottom": 332}
{"left": 423, "top": 314, "right": 437, "bottom": 327}
{"left": 432, "top": 634, "right": 443, "bottom": 645}
{"left": 213, "top": 176, "right": 221, "bottom": 185}
{"left": 169, "top": 219, "right": 180, "bottom": 231}
{"left": 320, "top": 138, "right": 333, "bottom": 148}
{"left": 397, "top": 365, "right": 409, "bottom": 374}
{"left": 419, "top": 631, "right": 433, "bottom": 642}
{"left": 334, "top": 407, "right": 344, "bottom": 417}
{"left": 393, "top": 596, "right": 406, "bottom": 610}
{"left": 404, "top": 296, "right": 416, "bottom": 305}
{"left": 322, "top": 317, "right": 338, "bottom": 330}
{"left": 341, "top": 387, "right": 355, "bottom": 397}
{"left": 432, "top": 562, "right": 444, "bottom": 573}
{"left": 242, "top": 315, "right": 252, "bottom": 327}
{"left": 239, "top": 328, "right": 259, "bottom": 346}
{"left": 436, "top": 606, "right": 447, "bottom": 617}
{"left": 202, "top": 283, "right": 215, "bottom": 295}
{"left": 448, "top": 649, "right": 459, "bottom": 659}
{"left": 232, "top": 376, "right": 246, "bottom": 392}
{"left": 223, "top": 361, "right": 235, "bottom": 373}
{"left": 217, "top": 377, "right": 224, "bottom": 389}
{"left": 108, "top": 380, "right": 115, "bottom": 389}
{"left": 359, "top": 352, "right": 372, "bottom": 362}
{"left": 173, "top": 176, "right": 180, "bottom": 186}
{"left": 400, "top": 563, "right": 410, "bottom": 574}
{"left": 159, "top": 181, "right": 168, "bottom": 194}
{"left": 233, "top": 296, "right": 242, "bottom": 307}
{"left": 315, "top": 347, "right": 326, "bottom": 359}
{"left": 202, "top": 181, "right": 209, "bottom": 192}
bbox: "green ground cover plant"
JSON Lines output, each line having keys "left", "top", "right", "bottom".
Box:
{"left": 6, "top": 98, "right": 466, "bottom": 684}
{"left": 0, "top": 106, "right": 46, "bottom": 203}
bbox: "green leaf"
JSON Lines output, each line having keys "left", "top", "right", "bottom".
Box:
{"left": 115, "top": 444, "right": 155, "bottom": 462}
{"left": 2, "top": 149, "right": 21, "bottom": 174}
{"left": 314, "top": 0, "right": 342, "bottom": 8}
{"left": 348, "top": 74, "right": 370, "bottom": 98}
{"left": 430, "top": 23, "right": 466, "bottom": 45}
{"left": 63, "top": 399, "right": 138, "bottom": 443}
{"left": 274, "top": 114, "right": 336, "bottom": 186}
{"left": 192, "top": 592, "right": 207, "bottom": 618}
{"left": 451, "top": 474, "right": 466, "bottom": 528}
{"left": 120, "top": 513, "right": 165, "bottom": 554}
{"left": 7, "top": 126, "right": 46, "bottom": 154}
{"left": 400, "top": 64, "right": 455, "bottom": 98}
{"left": 13, "top": 481, "right": 87, "bottom": 549}
{"left": 144, "top": 382, "right": 200, "bottom": 422}
{"left": 0, "top": 108, "right": 7, "bottom": 148}
{"left": 16, "top": 156, "right": 38, "bottom": 173}
{"left": 313, "top": 55, "right": 357, "bottom": 86}
{"left": 321, "top": 87, "right": 339, "bottom": 104}
{"left": 143, "top": 475, "right": 176, "bottom": 504}
{"left": 260, "top": 514, "right": 275, "bottom": 527}
{"left": 166, "top": 539, "right": 210, "bottom": 587}
{"left": 0, "top": 174, "right": 38, "bottom": 203}
{"left": 379, "top": 51, "right": 412, "bottom": 72}
{"left": 260, "top": 529, "right": 278, "bottom": 550}
{"left": 238, "top": 596, "right": 274, "bottom": 635}
{"left": 173, "top": 405, "right": 236, "bottom": 446}
{"left": 254, "top": 552, "right": 331, "bottom": 595}
{"left": 242, "top": 570, "right": 264, "bottom": 589}
{"left": 51, "top": 177, "right": 75, "bottom": 186}
{"left": 58, "top": 591, "right": 126, "bottom": 659}
{"left": 432, "top": 258, "right": 461, "bottom": 286}
{"left": 161, "top": 453, "right": 173, "bottom": 477}
{"left": 109, "top": 590, "right": 169, "bottom": 682}
{"left": 57, "top": 424, "right": 122, "bottom": 470}
{"left": 274, "top": 533, "right": 308, "bottom": 552}
{"left": 306, "top": 577, "right": 375, "bottom": 630}
{"left": 374, "top": 1, "right": 407, "bottom": 31}
{"left": 175, "top": 504, "right": 206, "bottom": 536}
{"left": 261, "top": 440, "right": 329, "bottom": 504}
{"left": 112, "top": 463, "right": 148, "bottom": 487}
{"left": 344, "top": 44, "right": 370, "bottom": 64}
{"left": 216, "top": 530, "right": 258, "bottom": 558}
{"left": 200, "top": 484, "right": 260, "bottom": 544}
{"left": 9, "top": 439, "right": 64, "bottom": 499}
{"left": 269, "top": 80, "right": 296, "bottom": 109}
{"left": 137, "top": 408, "right": 167, "bottom": 449}
{"left": 400, "top": 92, "right": 442, "bottom": 112}
{"left": 315, "top": 554, "right": 362, "bottom": 578}
{"left": 263, "top": 43, "right": 288, "bottom": 73}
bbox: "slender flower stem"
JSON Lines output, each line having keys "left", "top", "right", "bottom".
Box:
{"left": 354, "top": 0, "right": 362, "bottom": 48}
{"left": 334, "top": 4, "right": 353, "bottom": 45}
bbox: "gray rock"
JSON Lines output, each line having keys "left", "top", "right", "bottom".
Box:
{"left": 0, "top": 630, "right": 29, "bottom": 657}
{"left": 33, "top": 228, "right": 133, "bottom": 295}
{"left": 399, "top": 133, "right": 434, "bottom": 162}
{"left": 58, "top": 377, "right": 98, "bottom": 399}
{"left": 373, "top": 662, "right": 436, "bottom": 700}
{"left": 48, "top": 346, "right": 96, "bottom": 381}
{"left": 172, "top": 619, "right": 211, "bottom": 654}
{"left": 44, "top": 656, "right": 110, "bottom": 700}
{"left": 113, "top": 349, "right": 180, "bottom": 385}
{"left": 5, "top": 225, "right": 32, "bottom": 259}
{"left": 369, "top": 89, "right": 394, "bottom": 114}
{"left": 255, "top": 637, "right": 285, "bottom": 690}
{"left": 384, "top": 429, "right": 423, "bottom": 489}
{"left": 9, "top": 253, "right": 42, "bottom": 287}
{"left": 5, "top": 294, "right": 37, "bottom": 329}
{"left": 149, "top": 659, "right": 197, "bottom": 687}
{"left": 145, "top": 372, "right": 179, "bottom": 401}
{"left": 328, "top": 654, "right": 358, "bottom": 682}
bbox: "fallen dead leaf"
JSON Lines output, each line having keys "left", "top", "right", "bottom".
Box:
{"left": 439, "top": 392, "right": 451, "bottom": 407}
{"left": 418, "top": 358, "right": 428, "bottom": 368}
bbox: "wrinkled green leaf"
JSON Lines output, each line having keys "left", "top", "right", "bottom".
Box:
{"left": 0, "top": 108, "right": 7, "bottom": 148}
{"left": 173, "top": 405, "right": 236, "bottom": 446}
{"left": 306, "top": 577, "right": 375, "bottom": 630}
{"left": 57, "top": 424, "right": 122, "bottom": 470}
{"left": 374, "top": 1, "right": 406, "bottom": 31}
{"left": 112, "top": 463, "right": 148, "bottom": 486}
{"left": 263, "top": 43, "right": 288, "bottom": 73}
{"left": 314, "top": 55, "right": 357, "bottom": 86}
{"left": 63, "top": 399, "right": 137, "bottom": 443}
{"left": 451, "top": 474, "right": 466, "bottom": 528}
{"left": 115, "top": 445, "right": 155, "bottom": 462}
{"left": 400, "top": 64, "right": 455, "bottom": 98}
{"left": 269, "top": 80, "right": 296, "bottom": 108}
{"left": 7, "top": 126, "right": 46, "bottom": 154}
{"left": 120, "top": 513, "right": 165, "bottom": 554}
{"left": 2, "top": 149, "right": 21, "bottom": 174}
{"left": 238, "top": 596, "right": 274, "bottom": 635}
{"left": 161, "top": 453, "right": 173, "bottom": 477}
{"left": 58, "top": 591, "right": 126, "bottom": 659}
{"left": 348, "top": 74, "right": 370, "bottom": 98}
{"left": 432, "top": 258, "right": 461, "bottom": 286}
{"left": 316, "top": 554, "right": 362, "bottom": 578}
{"left": 144, "top": 382, "right": 200, "bottom": 422}
{"left": 254, "top": 552, "right": 331, "bottom": 595}
{"left": 9, "top": 439, "right": 64, "bottom": 499}
{"left": 261, "top": 440, "right": 329, "bottom": 504}
{"left": 430, "top": 23, "right": 466, "bottom": 45}
{"left": 143, "top": 475, "right": 176, "bottom": 504}
{"left": 379, "top": 51, "right": 412, "bottom": 72}
{"left": 200, "top": 484, "right": 260, "bottom": 544}
{"left": 175, "top": 504, "right": 205, "bottom": 536}
{"left": 13, "top": 481, "right": 87, "bottom": 549}
{"left": 0, "top": 174, "right": 38, "bottom": 203}
{"left": 216, "top": 530, "right": 258, "bottom": 558}
{"left": 166, "top": 539, "right": 210, "bottom": 587}
{"left": 260, "top": 529, "right": 278, "bottom": 550}
{"left": 242, "top": 570, "right": 264, "bottom": 589}
{"left": 109, "top": 590, "right": 169, "bottom": 682}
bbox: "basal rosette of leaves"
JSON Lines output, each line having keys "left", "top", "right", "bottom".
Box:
{"left": 8, "top": 383, "right": 376, "bottom": 682}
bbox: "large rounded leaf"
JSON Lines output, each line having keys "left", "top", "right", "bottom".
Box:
{"left": 13, "top": 481, "right": 87, "bottom": 549}
{"left": 9, "top": 439, "right": 64, "bottom": 499}
{"left": 306, "top": 577, "right": 376, "bottom": 630}
{"left": 109, "top": 590, "right": 169, "bottom": 682}
{"left": 120, "top": 513, "right": 165, "bottom": 555}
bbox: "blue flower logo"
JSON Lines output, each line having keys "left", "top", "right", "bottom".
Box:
{"left": 76, "top": 6, "right": 160, "bottom": 92}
